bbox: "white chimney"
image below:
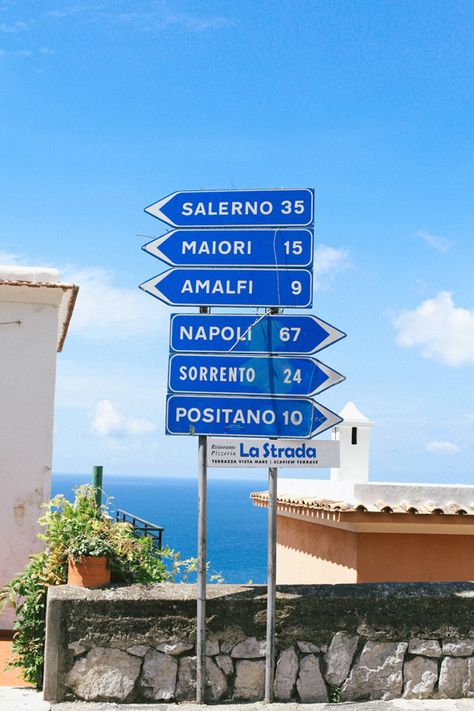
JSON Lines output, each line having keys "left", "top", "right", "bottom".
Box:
{"left": 330, "top": 401, "right": 373, "bottom": 483}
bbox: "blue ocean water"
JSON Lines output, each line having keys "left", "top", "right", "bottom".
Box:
{"left": 52, "top": 475, "right": 268, "bottom": 584}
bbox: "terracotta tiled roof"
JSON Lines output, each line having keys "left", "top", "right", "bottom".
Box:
{"left": 250, "top": 491, "right": 474, "bottom": 516}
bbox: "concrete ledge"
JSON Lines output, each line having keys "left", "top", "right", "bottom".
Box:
{"left": 44, "top": 582, "right": 474, "bottom": 704}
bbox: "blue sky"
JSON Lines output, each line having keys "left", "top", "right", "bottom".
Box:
{"left": 1, "top": 0, "right": 473, "bottom": 483}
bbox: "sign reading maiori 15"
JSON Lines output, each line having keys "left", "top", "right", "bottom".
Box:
{"left": 142, "top": 228, "right": 314, "bottom": 268}
{"left": 207, "top": 437, "right": 340, "bottom": 468}
{"left": 144, "top": 188, "right": 314, "bottom": 228}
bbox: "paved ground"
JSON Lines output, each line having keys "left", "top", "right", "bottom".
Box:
{"left": 3, "top": 688, "right": 474, "bottom": 711}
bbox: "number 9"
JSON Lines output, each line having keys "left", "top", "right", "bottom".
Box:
{"left": 291, "top": 280, "right": 302, "bottom": 295}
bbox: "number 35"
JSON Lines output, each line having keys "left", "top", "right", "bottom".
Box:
{"left": 281, "top": 200, "right": 305, "bottom": 215}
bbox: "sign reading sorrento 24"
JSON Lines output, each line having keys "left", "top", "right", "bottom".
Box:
{"left": 144, "top": 188, "right": 314, "bottom": 228}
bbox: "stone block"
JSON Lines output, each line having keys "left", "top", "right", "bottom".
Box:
{"left": 126, "top": 645, "right": 149, "bottom": 657}
{"left": 465, "top": 657, "right": 474, "bottom": 697}
{"left": 296, "top": 654, "right": 328, "bottom": 703}
{"left": 407, "top": 639, "right": 441, "bottom": 658}
{"left": 231, "top": 636, "right": 266, "bottom": 658}
{"left": 206, "top": 657, "right": 227, "bottom": 701}
{"left": 324, "top": 631, "right": 359, "bottom": 686}
{"left": 273, "top": 647, "right": 298, "bottom": 701}
{"left": 156, "top": 642, "right": 193, "bottom": 655}
{"left": 65, "top": 647, "right": 141, "bottom": 702}
{"left": 206, "top": 639, "right": 220, "bottom": 656}
{"left": 234, "top": 659, "right": 265, "bottom": 700}
{"left": 403, "top": 656, "right": 438, "bottom": 699}
{"left": 341, "top": 641, "right": 407, "bottom": 701}
{"left": 442, "top": 639, "right": 474, "bottom": 657}
{"left": 215, "top": 653, "right": 233, "bottom": 676}
{"left": 439, "top": 657, "right": 468, "bottom": 698}
{"left": 175, "top": 656, "right": 196, "bottom": 701}
{"left": 297, "top": 640, "right": 320, "bottom": 653}
{"left": 140, "top": 649, "right": 177, "bottom": 700}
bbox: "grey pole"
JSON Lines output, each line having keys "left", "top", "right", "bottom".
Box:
{"left": 264, "top": 464, "right": 278, "bottom": 702}
{"left": 196, "top": 305, "right": 209, "bottom": 704}
{"left": 196, "top": 434, "right": 207, "bottom": 702}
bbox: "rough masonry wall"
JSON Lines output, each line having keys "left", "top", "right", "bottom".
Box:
{"left": 44, "top": 582, "right": 474, "bottom": 703}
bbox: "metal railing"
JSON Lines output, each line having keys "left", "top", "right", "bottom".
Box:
{"left": 115, "top": 509, "right": 164, "bottom": 552}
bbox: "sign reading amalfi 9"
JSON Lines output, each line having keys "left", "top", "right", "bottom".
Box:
{"left": 140, "top": 186, "right": 345, "bottom": 445}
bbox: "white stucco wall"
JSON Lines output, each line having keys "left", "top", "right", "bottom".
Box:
{"left": 0, "top": 273, "right": 76, "bottom": 629}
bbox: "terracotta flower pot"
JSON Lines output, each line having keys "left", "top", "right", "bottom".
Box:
{"left": 67, "top": 556, "right": 111, "bottom": 588}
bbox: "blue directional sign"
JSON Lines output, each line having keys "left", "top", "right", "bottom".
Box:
{"left": 169, "top": 313, "right": 346, "bottom": 355}
{"left": 142, "top": 229, "right": 314, "bottom": 268}
{"left": 168, "top": 354, "right": 345, "bottom": 397}
{"left": 140, "top": 268, "right": 313, "bottom": 308}
{"left": 144, "top": 188, "right": 314, "bottom": 228}
{"left": 166, "top": 394, "right": 342, "bottom": 438}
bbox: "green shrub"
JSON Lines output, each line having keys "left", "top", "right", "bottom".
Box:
{"left": 0, "top": 485, "right": 177, "bottom": 687}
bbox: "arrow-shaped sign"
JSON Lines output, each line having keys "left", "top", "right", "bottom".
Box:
{"left": 166, "top": 394, "right": 342, "bottom": 438}
{"left": 142, "top": 229, "right": 313, "bottom": 268}
{"left": 168, "top": 354, "right": 345, "bottom": 397}
{"left": 144, "top": 188, "right": 314, "bottom": 228}
{"left": 140, "top": 268, "right": 313, "bottom": 308}
{"left": 169, "top": 313, "right": 346, "bottom": 355}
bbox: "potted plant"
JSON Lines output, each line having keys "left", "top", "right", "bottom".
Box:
{"left": 39, "top": 487, "right": 115, "bottom": 588}
{"left": 67, "top": 534, "right": 113, "bottom": 588}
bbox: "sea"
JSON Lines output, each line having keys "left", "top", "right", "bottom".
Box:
{"left": 52, "top": 474, "right": 268, "bottom": 584}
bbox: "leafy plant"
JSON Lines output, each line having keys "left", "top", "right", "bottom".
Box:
{"left": 329, "top": 685, "right": 342, "bottom": 703}
{"left": 0, "top": 485, "right": 179, "bottom": 686}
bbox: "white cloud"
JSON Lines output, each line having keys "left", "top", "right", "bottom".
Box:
{"left": 314, "top": 244, "right": 350, "bottom": 290}
{"left": 117, "top": 6, "right": 233, "bottom": 33}
{"left": 418, "top": 230, "right": 452, "bottom": 253}
{"left": 0, "top": 20, "right": 29, "bottom": 33}
{"left": 91, "top": 399, "right": 155, "bottom": 439}
{"left": 0, "top": 251, "right": 23, "bottom": 264}
{"left": 394, "top": 292, "right": 474, "bottom": 366}
{"left": 425, "top": 441, "right": 460, "bottom": 454}
{"left": 62, "top": 266, "right": 170, "bottom": 341}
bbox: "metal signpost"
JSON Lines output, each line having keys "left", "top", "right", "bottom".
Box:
{"left": 165, "top": 394, "right": 342, "bottom": 438}
{"left": 140, "top": 186, "right": 345, "bottom": 704}
{"left": 144, "top": 188, "right": 314, "bottom": 228}
{"left": 169, "top": 313, "right": 346, "bottom": 355}
{"left": 143, "top": 228, "right": 314, "bottom": 268}
{"left": 140, "top": 267, "right": 313, "bottom": 308}
{"left": 168, "top": 353, "right": 344, "bottom": 397}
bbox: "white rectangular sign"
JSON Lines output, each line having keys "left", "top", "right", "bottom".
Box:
{"left": 207, "top": 438, "right": 339, "bottom": 468}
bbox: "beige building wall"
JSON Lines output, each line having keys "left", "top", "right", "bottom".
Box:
{"left": 276, "top": 515, "right": 357, "bottom": 584}
{"left": 0, "top": 272, "right": 76, "bottom": 629}
{"left": 276, "top": 514, "right": 474, "bottom": 585}
{"left": 357, "top": 532, "right": 474, "bottom": 583}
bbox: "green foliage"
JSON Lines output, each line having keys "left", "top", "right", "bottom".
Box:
{"left": 329, "top": 685, "right": 342, "bottom": 703}
{"left": 0, "top": 485, "right": 182, "bottom": 687}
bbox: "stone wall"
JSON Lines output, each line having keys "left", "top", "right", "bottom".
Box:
{"left": 44, "top": 581, "right": 474, "bottom": 703}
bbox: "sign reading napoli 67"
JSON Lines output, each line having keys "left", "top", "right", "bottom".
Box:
{"left": 145, "top": 188, "right": 314, "bottom": 228}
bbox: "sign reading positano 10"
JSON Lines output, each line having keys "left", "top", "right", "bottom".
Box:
{"left": 140, "top": 188, "right": 346, "bottom": 458}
